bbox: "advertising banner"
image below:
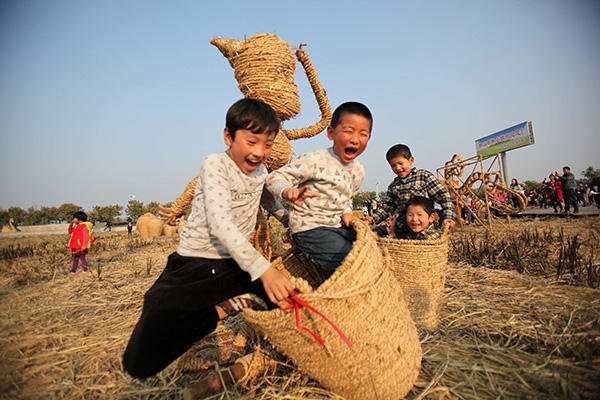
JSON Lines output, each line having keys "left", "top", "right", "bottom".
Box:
{"left": 475, "top": 121, "right": 534, "bottom": 157}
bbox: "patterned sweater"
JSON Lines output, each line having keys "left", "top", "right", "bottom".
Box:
{"left": 266, "top": 147, "right": 364, "bottom": 234}
{"left": 398, "top": 224, "right": 441, "bottom": 240}
{"left": 372, "top": 168, "right": 455, "bottom": 233}
{"left": 177, "top": 152, "right": 288, "bottom": 281}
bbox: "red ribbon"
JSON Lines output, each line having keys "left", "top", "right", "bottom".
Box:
{"left": 283, "top": 291, "right": 353, "bottom": 348}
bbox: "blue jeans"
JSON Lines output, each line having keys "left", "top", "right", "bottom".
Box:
{"left": 292, "top": 227, "right": 356, "bottom": 271}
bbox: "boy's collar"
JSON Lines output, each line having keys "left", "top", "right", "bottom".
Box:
{"left": 328, "top": 147, "right": 354, "bottom": 165}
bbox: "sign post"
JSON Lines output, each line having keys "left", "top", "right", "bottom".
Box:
{"left": 475, "top": 121, "right": 535, "bottom": 183}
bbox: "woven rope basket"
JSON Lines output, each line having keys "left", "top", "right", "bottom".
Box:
{"left": 377, "top": 230, "right": 449, "bottom": 330}
{"left": 211, "top": 33, "right": 301, "bottom": 122}
{"left": 243, "top": 221, "right": 422, "bottom": 400}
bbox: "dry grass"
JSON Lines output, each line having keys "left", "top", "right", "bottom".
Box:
{"left": 1, "top": 218, "right": 599, "bottom": 399}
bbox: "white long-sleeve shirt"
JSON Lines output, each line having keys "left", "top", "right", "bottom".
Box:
{"left": 266, "top": 147, "right": 364, "bottom": 234}
{"left": 177, "top": 152, "right": 288, "bottom": 281}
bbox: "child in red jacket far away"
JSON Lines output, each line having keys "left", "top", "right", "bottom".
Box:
{"left": 68, "top": 211, "right": 90, "bottom": 275}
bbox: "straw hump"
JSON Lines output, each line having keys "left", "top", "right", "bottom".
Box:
{"left": 210, "top": 33, "right": 301, "bottom": 121}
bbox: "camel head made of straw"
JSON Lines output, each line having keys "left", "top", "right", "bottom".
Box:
{"left": 159, "top": 33, "right": 332, "bottom": 224}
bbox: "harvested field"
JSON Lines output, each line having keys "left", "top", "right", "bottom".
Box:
{"left": 1, "top": 217, "right": 599, "bottom": 399}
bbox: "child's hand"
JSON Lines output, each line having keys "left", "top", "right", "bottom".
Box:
{"left": 385, "top": 213, "right": 397, "bottom": 237}
{"left": 341, "top": 213, "right": 360, "bottom": 227}
{"left": 259, "top": 266, "right": 294, "bottom": 304}
{"left": 442, "top": 219, "right": 456, "bottom": 230}
{"left": 282, "top": 186, "right": 320, "bottom": 207}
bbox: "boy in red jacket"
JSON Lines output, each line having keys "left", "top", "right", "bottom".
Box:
{"left": 68, "top": 211, "right": 90, "bottom": 274}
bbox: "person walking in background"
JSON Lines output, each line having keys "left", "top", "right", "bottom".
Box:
{"left": 68, "top": 211, "right": 90, "bottom": 275}
{"left": 576, "top": 183, "right": 587, "bottom": 206}
{"left": 509, "top": 178, "right": 524, "bottom": 208}
{"left": 560, "top": 166, "right": 579, "bottom": 214}
{"left": 103, "top": 220, "right": 112, "bottom": 232}
{"left": 548, "top": 173, "right": 564, "bottom": 213}
{"left": 127, "top": 220, "right": 133, "bottom": 235}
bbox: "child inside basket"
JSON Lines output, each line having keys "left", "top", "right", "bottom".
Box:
{"left": 369, "top": 144, "right": 455, "bottom": 237}
{"left": 266, "top": 101, "right": 372, "bottom": 272}
{"left": 122, "top": 98, "right": 300, "bottom": 381}
{"left": 396, "top": 196, "right": 442, "bottom": 240}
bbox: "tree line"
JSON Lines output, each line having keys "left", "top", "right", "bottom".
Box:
{"left": 0, "top": 200, "right": 173, "bottom": 227}
{"left": 2, "top": 166, "right": 597, "bottom": 227}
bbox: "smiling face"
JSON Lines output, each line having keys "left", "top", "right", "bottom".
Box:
{"left": 326, "top": 113, "right": 371, "bottom": 164}
{"left": 224, "top": 127, "right": 275, "bottom": 174}
{"left": 406, "top": 204, "right": 435, "bottom": 233}
{"left": 388, "top": 155, "right": 415, "bottom": 179}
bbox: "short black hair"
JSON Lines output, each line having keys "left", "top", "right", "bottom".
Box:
{"left": 226, "top": 98, "right": 280, "bottom": 139}
{"left": 386, "top": 144, "right": 412, "bottom": 160}
{"left": 563, "top": 166, "right": 570, "bottom": 171}
{"left": 330, "top": 102, "right": 373, "bottom": 132}
{"left": 73, "top": 211, "right": 88, "bottom": 222}
{"left": 406, "top": 196, "right": 434, "bottom": 216}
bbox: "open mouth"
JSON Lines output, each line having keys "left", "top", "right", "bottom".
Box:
{"left": 344, "top": 147, "right": 358, "bottom": 158}
{"left": 245, "top": 158, "right": 261, "bottom": 169}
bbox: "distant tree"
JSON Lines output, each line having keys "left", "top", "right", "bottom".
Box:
{"left": 523, "top": 180, "right": 540, "bottom": 190}
{"left": 352, "top": 191, "right": 376, "bottom": 209}
{"left": 0, "top": 209, "right": 8, "bottom": 226}
{"left": 581, "top": 166, "right": 600, "bottom": 181}
{"left": 146, "top": 201, "right": 161, "bottom": 216}
{"left": 24, "top": 206, "right": 57, "bottom": 225}
{"left": 126, "top": 199, "right": 146, "bottom": 221}
{"left": 378, "top": 191, "right": 388, "bottom": 202}
{"left": 56, "top": 203, "right": 83, "bottom": 223}
{"left": 1, "top": 207, "right": 27, "bottom": 226}
{"left": 90, "top": 204, "right": 123, "bottom": 223}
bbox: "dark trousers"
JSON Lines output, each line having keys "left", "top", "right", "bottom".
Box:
{"left": 122, "top": 252, "right": 271, "bottom": 379}
{"left": 563, "top": 189, "right": 579, "bottom": 213}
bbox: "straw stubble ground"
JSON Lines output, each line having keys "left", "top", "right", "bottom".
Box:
{"left": 0, "top": 217, "right": 599, "bottom": 399}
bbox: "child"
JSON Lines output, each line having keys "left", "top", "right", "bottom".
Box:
{"left": 398, "top": 196, "right": 441, "bottom": 240}
{"left": 266, "top": 102, "right": 372, "bottom": 272}
{"left": 122, "top": 98, "right": 295, "bottom": 379}
{"left": 371, "top": 144, "right": 455, "bottom": 237}
{"left": 68, "top": 211, "right": 90, "bottom": 274}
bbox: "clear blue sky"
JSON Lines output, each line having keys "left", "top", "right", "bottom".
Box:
{"left": 1, "top": 0, "right": 599, "bottom": 210}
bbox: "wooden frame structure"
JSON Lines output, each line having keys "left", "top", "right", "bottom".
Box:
{"left": 436, "top": 154, "right": 528, "bottom": 228}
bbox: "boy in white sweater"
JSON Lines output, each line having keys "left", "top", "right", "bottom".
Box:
{"left": 267, "top": 102, "right": 372, "bottom": 272}
{"left": 123, "top": 98, "right": 296, "bottom": 379}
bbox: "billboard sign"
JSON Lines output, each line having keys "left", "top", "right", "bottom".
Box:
{"left": 475, "top": 121, "right": 534, "bottom": 157}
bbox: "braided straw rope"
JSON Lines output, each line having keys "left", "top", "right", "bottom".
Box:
{"left": 243, "top": 221, "right": 422, "bottom": 400}
{"left": 377, "top": 226, "right": 450, "bottom": 330}
{"left": 284, "top": 46, "right": 332, "bottom": 140}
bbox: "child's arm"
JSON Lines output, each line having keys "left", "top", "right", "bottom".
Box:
{"left": 260, "top": 188, "right": 289, "bottom": 227}
{"left": 266, "top": 154, "right": 318, "bottom": 206}
{"left": 200, "top": 161, "right": 287, "bottom": 290}
{"left": 424, "top": 171, "right": 456, "bottom": 228}
{"left": 370, "top": 184, "right": 397, "bottom": 224}
{"left": 80, "top": 225, "right": 89, "bottom": 250}
{"left": 259, "top": 266, "right": 294, "bottom": 303}
{"left": 282, "top": 186, "right": 320, "bottom": 206}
